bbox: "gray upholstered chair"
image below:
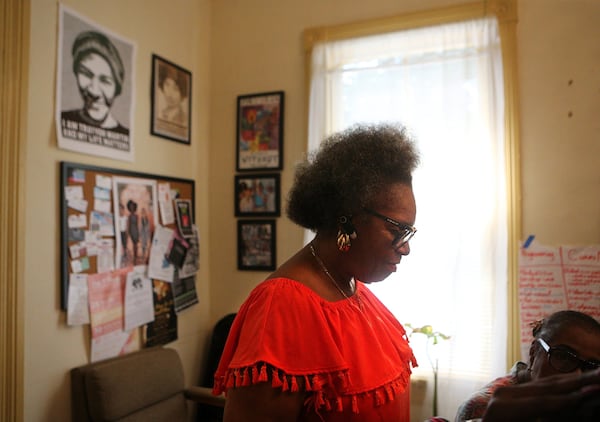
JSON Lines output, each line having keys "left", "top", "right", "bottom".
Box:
{"left": 71, "top": 346, "right": 225, "bottom": 422}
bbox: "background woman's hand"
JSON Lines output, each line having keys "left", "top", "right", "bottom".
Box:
{"left": 482, "top": 368, "right": 600, "bottom": 422}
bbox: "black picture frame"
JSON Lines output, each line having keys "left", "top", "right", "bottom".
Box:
{"left": 59, "top": 161, "right": 195, "bottom": 310}
{"left": 150, "top": 54, "right": 192, "bottom": 144}
{"left": 234, "top": 173, "right": 280, "bottom": 217}
{"left": 237, "top": 219, "right": 276, "bottom": 271}
{"left": 236, "top": 91, "right": 284, "bottom": 171}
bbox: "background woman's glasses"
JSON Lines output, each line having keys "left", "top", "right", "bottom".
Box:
{"left": 538, "top": 338, "right": 600, "bottom": 373}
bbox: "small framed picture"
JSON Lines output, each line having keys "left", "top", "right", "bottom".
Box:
{"left": 174, "top": 199, "right": 194, "bottom": 238}
{"left": 235, "top": 173, "right": 280, "bottom": 217}
{"left": 151, "top": 54, "right": 192, "bottom": 144}
{"left": 236, "top": 91, "right": 284, "bottom": 171}
{"left": 237, "top": 219, "right": 276, "bottom": 271}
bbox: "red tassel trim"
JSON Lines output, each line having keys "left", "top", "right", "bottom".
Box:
{"left": 385, "top": 384, "right": 394, "bottom": 401}
{"left": 375, "top": 389, "right": 384, "bottom": 406}
{"left": 290, "top": 376, "right": 299, "bottom": 392}
{"left": 351, "top": 395, "right": 359, "bottom": 413}
{"left": 282, "top": 375, "right": 289, "bottom": 391}
{"left": 272, "top": 368, "right": 283, "bottom": 388}
{"left": 213, "top": 361, "right": 411, "bottom": 415}
{"left": 312, "top": 374, "right": 323, "bottom": 391}
{"left": 241, "top": 367, "right": 250, "bottom": 386}
{"left": 304, "top": 375, "right": 312, "bottom": 391}
{"left": 258, "top": 364, "right": 268, "bottom": 382}
{"left": 316, "top": 391, "right": 326, "bottom": 408}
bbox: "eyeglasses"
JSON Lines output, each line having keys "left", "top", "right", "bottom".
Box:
{"left": 363, "top": 207, "right": 417, "bottom": 248}
{"left": 537, "top": 338, "right": 600, "bottom": 373}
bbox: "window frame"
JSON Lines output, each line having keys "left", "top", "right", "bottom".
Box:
{"left": 303, "top": 0, "right": 522, "bottom": 368}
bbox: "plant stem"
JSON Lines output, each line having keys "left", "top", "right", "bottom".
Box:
{"left": 433, "top": 358, "right": 438, "bottom": 416}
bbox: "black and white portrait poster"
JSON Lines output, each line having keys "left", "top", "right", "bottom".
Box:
{"left": 56, "top": 4, "right": 136, "bottom": 161}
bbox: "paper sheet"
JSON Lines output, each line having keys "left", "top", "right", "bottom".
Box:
{"left": 124, "top": 266, "right": 155, "bottom": 331}
{"left": 518, "top": 241, "right": 600, "bottom": 360}
{"left": 67, "top": 273, "right": 90, "bottom": 326}
{"left": 88, "top": 268, "right": 138, "bottom": 362}
{"left": 148, "top": 225, "right": 175, "bottom": 282}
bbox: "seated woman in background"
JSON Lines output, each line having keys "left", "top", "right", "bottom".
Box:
{"left": 455, "top": 310, "right": 600, "bottom": 422}
{"left": 484, "top": 367, "right": 600, "bottom": 422}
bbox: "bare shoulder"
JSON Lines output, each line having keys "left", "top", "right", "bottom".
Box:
{"left": 269, "top": 247, "right": 313, "bottom": 285}
{"left": 270, "top": 247, "right": 336, "bottom": 300}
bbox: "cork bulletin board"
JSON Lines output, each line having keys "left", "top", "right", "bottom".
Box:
{"left": 59, "top": 161, "right": 195, "bottom": 310}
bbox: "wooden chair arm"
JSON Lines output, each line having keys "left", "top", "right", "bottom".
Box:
{"left": 184, "top": 386, "right": 226, "bottom": 407}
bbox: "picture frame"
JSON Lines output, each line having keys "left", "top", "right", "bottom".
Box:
{"left": 150, "top": 54, "right": 192, "bottom": 144}
{"left": 234, "top": 173, "right": 280, "bottom": 217}
{"left": 237, "top": 219, "right": 276, "bottom": 271}
{"left": 236, "top": 91, "right": 284, "bottom": 171}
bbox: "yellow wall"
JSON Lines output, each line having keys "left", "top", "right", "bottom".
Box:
{"left": 25, "top": 1, "right": 211, "bottom": 420}
{"left": 518, "top": 0, "right": 600, "bottom": 242}
{"left": 208, "top": 0, "right": 600, "bottom": 313}
{"left": 22, "top": 0, "right": 600, "bottom": 421}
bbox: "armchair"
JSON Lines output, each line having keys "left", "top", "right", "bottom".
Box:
{"left": 71, "top": 345, "right": 225, "bottom": 421}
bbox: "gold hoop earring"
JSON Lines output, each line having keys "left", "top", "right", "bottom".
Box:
{"left": 337, "top": 230, "right": 351, "bottom": 252}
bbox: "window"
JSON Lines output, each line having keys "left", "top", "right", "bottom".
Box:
{"left": 305, "top": 2, "right": 521, "bottom": 418}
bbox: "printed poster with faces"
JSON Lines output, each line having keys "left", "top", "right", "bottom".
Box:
{"left": 56, "top": 4, "right": 137, "bottom": 161}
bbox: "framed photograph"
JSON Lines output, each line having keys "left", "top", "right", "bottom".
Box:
{"left": 235, "top": 173, "right": 280, "bottom": 217}
{"left": 237, "top": 219, "right": 276, "bottom": 271}
{"left": 151, "top": 54, "right": 192, "bottom": 144}
{"left": 236, "top": 91, "right": 284, "bottom": 171}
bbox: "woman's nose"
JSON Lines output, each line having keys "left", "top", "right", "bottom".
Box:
{"left": 396, "top": 241, "right": 410, "bottom": 256}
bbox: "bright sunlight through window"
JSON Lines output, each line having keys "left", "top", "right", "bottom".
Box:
{"left": 307, "top": 17, "right": 509, "bottom": 418}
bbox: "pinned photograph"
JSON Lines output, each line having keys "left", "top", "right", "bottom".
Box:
{"left": 112, "top": 176, "right": 158, "bottom": 268}
{"left": 174, "top": 199, "right": 194, "bottom": 238}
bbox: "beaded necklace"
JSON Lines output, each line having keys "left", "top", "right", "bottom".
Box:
{"left": 309, "top": 242, "right": 356, "bottom": 300}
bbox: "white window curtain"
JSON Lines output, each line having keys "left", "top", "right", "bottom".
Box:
{"left": 307, "top": 17, "right": 508, "bottom": 419}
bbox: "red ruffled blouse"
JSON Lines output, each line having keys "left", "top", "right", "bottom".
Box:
{"left": 213, "top": 278, "right": 417, "bottom": 421}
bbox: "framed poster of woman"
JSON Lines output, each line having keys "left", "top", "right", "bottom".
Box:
{"left": 151, "top": 54, "right": 192, "bottom": 144}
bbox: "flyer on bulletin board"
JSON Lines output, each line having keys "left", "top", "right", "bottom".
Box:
{"left": 88, "top": 267, "right": 139, "bottom": 362}
{"left": 518, "top": 240, "right": 600, "bottom": 361}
